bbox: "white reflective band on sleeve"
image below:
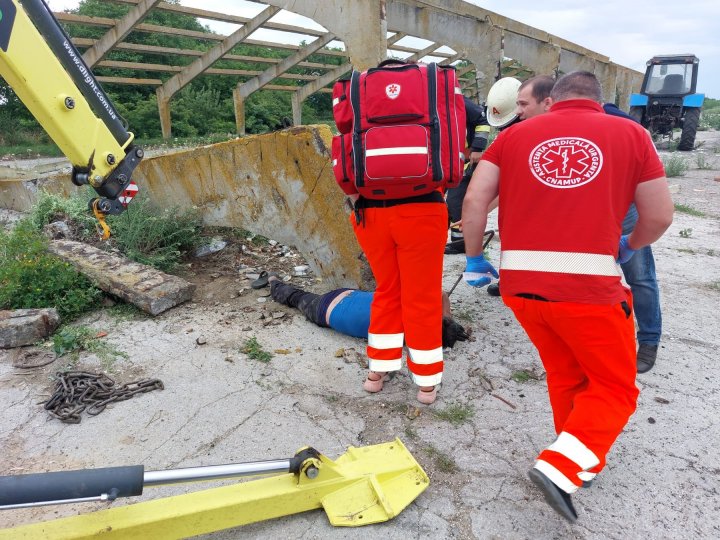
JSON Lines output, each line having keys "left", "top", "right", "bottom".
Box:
{"left": 368, "top": 332, "right": 404, "bottom": 349}
{"left": 369, "top": 359, "right": 402, "bottom": 372}
{"left": 500, "top": 250, "right": 621, "bottom": 277}
{"left": 365, "top": 147, "right": 428, "bottom": 157}
{"left": 332, "top": 97, "right": 340, "bottom": 106}
{"left": 533, "top": 460, "right": 579, "bottom": 494}
{"left": 408, "top": 346, "right": 443, "bottom": 365}
{"left": 411, "top": 372, "right": 443, "bottom": 387}
{"left": 577, "top": 471, "right": 597, "bottom": 482}
{"left": 332, "top": 159, "right": 337, "bottom": 166}
{"left": 548, "top": 432, "right": 600, "bottom": 470}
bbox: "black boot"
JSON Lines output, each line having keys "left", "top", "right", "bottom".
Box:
{"left": 444, "top": 239, "right": 465, "bottom": 255}
{"left": 528, "top": 468, "right": 578, "bottom": 523}
{"left": 637, "top": 344, "right": 658, "bottom": 373}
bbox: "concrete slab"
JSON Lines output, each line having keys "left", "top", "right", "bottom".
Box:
{"left": 0, "top": 308, "right": 59, "bottom": 349}
{"left": 47, "top": 240, "right": 195, "bottom": 316}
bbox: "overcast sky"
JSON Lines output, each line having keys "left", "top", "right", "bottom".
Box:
{"left": 47, "top": 0, "right": 719, "bottom": 98}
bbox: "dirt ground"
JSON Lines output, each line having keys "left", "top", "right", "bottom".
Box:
{"left": 1, "top": 131, "right": 719, "bottom": 539}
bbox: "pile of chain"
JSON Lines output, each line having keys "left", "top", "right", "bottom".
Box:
{"left": 42, "top": 371, "right": 164, "bottom": 424}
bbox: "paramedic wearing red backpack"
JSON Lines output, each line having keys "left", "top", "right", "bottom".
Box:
{"left": 352, "top": 187, "right": 448, "bottom": 405}
{"left": 461, "top": 72, "right": 673, "bottom": 522}
{"left": 331, "top": 60, "right": 466, "bottom": 405}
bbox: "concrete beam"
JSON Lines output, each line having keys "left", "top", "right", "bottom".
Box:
{"left": 137, "top": 125, "right": 370, "bottom": 288}
{"left": 236, "top": 33, "right": 336, "bottom": 100}
{"left": 82, "top": 0, "right": 162, "bottom": 68}
{"left": 559, "top": 49, "right": 596, "bottom": 75}
{"left": 4, "top": 128, "right": 371, "bottom": 290}
{"left": 157, "top": 6, "right": 280, "bottom": 101}
{"left": 47, "top": 241, "right": 196, "bottom": 316}
{"left": 261, "top": 0, "right": 387, "bottom": 70}
{"left": 505, "top": 34, "right": 560, "bottom": 77}
{"left": 0, "top": 309, "right": 59, "bottom": 349}
{"left": 616, "top": 66, "right": 643, "bottom": 110}
{"left": 595, "top": 61, "right": 619, "bottom": 104}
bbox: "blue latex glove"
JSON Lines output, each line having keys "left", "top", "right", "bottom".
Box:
{"left": 464, "top": 254, "right": 499, "bottom": 287}
{"left": 617, "top": 235, "right": 637, "bottom": 264}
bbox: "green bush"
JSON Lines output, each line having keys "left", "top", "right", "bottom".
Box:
{"left": 0, "top": 221, "right": 101, "bottom": 320}
{"left": 663, "top": 155, "right": 688, "bottom": 177}
{"left": 52, "top": 325, "right": 128, "bottom": 369}
{"left": 105, "top": 197, "right": 203, "bottom": 272}
{"left": 29, "top": 190, "right": 98, "bottom": 239}
{"left": 700, "top": 108, "right": 720, "bottom": 131}
{"left": 28, "top": 191, "right": 203, "bottom": 272}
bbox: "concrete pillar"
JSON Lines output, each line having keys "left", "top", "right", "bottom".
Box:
{"left": 291, "top": 93, "right": 302, "bottom": 126}
{"left": 558, "top": 50, "right": 596, "bottom": 77}
{"left": 262, "top": 0, "right": 387, "bottom": 69}
{"left": 595, "top": 61, "right": 618, "bottom": 104}
{"left": 505, "top": 34, "right": 560, "bottom": 78}
{"left": 616, "top": 67, "right": 642, "bottom": 110}
{"left": 233, "top": 87, "right": 246, "bottom": 135}
{"left": 342, "top": 1, "right": 387, "bottom": 69}
{"left": 156, "top": 88, "right": 172, "bottom": 140}
{"left": 464, "top": 26, "right": 503, "bottom": 99}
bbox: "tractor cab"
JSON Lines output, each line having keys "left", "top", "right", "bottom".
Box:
{"left": 641, "top": 55, "right": 699, "bottom": 97}
{"left": 629, "top": 54, "right": 704, "bottom": 150}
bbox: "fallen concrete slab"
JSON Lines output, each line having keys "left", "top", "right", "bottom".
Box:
{"left": 47, "top": 240, "right": 195, "bottom": 316}
{"left": 0, "top": 126, "right": 373, "bottom": 290}
{"left": 0, "top": 308, "right": 60, "bottom": 349}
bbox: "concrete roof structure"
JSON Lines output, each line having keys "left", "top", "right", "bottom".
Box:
{"left": 57, "top": 0, "right": 643, "bottom": 137}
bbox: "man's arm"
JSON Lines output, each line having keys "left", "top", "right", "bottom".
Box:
{"left": 462, "top": 161, "right": 500, "bottom": 256}
{"left": 628, "top": 177, "right": 674, "bottom": 249}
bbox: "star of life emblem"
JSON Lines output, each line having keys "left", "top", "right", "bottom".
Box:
{"left": 528, "top": 137, "right": 603, "bottom": 189}
{"left": 385, "top": 83, "right": 401, "bottom": 100}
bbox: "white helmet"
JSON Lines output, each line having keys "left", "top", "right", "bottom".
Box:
{"left": 486, "top": 77, "right": 521, "bottom": 128}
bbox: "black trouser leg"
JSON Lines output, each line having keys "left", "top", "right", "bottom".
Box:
{"left": 446, "top": 164, "right": 474, "bottom": 224}
{"left": 270, "top": 281, "right": 325, "bottom": 326}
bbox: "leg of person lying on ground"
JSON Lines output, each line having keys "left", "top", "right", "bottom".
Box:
{"left": 269, "top": 276, "right": 469, "bottom": 347}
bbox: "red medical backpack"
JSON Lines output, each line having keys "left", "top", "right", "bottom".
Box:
{"left": 331, "top": 61, "right": 466, "bottom": 200}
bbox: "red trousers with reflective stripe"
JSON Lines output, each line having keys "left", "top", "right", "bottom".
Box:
{"left": 352, "top": 201, "right": 447, "bottom": 386}
{"left": 504, "top": 293, "right": 638, "bottom": 485}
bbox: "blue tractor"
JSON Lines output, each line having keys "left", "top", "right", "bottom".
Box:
{"left": 629, "top": 54, "right": 704, "bottom": 151}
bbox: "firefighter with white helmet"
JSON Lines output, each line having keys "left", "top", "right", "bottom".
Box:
{"left": 485, "top": 77, "right": 522, "bottom": 128}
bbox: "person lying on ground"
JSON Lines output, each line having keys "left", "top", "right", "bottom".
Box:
{"left": 267, "top": 276, "right": 470, "bottom": 349}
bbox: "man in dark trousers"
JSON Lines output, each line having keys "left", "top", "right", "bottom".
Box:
{"left": 461, "top": 72, "right": 673, "bottom": 522}
{"left": 444, "top": 96, "right": 492, "bottom": 254}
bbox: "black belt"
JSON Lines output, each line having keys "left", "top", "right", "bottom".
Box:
{"left": 516, "top": 293, "right": 552, "bottom": 302}
{"left": 515, "top": 294, "right": 632, "bottom": 318}
{"left": 356, "top": 191, "right": 444, "bottom": 208}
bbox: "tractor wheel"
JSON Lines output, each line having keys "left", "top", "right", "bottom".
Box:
{"left": 629, "top": 106, "right": 644, "bottom": 125}
{"left": 677, "top": 108, "right": 700, "bottom": 151}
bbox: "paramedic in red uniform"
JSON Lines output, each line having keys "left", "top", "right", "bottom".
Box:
{"left": 352, "top": 189, "right": 447, "bottom": 405}
{"left": 461, "top": 71, "right": 673, "bottom": 522}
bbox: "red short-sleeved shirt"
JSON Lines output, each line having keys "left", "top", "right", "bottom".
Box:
{"left": 481, "top": 99, "right": 665, "bottom": 304}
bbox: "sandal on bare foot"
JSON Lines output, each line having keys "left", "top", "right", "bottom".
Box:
{"left": 417, "top": 386, "right": 437, "bottom": 405}
{"left": 363, "top": 371, "right": 389, "bottom": 393}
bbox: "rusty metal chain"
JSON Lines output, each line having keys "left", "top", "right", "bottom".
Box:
{"left": 42, "top": 371, "right": 164, "bottom": 424}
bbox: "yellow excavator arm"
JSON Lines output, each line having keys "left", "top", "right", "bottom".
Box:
{"left": 0, "top": 0, "right": 142, "bottom": 232}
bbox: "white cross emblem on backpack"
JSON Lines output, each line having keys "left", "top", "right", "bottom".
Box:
{"left": 385, "top": 83, "right": 401, "bottom": 99}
